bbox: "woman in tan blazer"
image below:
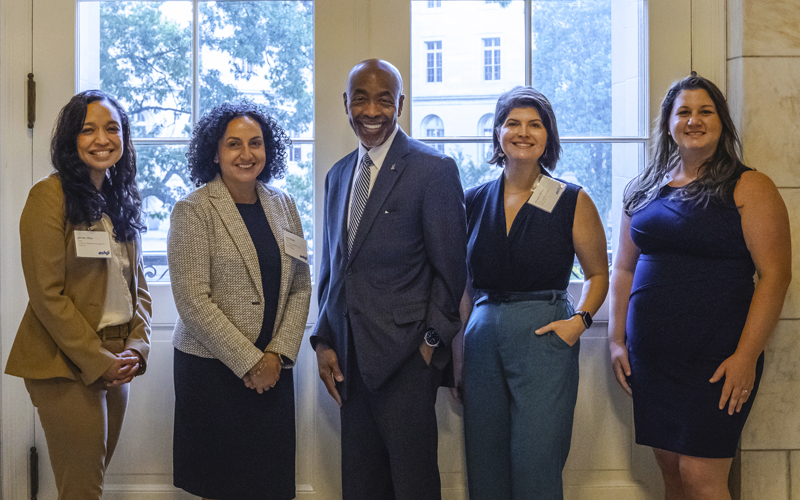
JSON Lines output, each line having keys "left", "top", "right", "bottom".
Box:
{"left": 168, "top": 101, "right": 311, "bottom": 500}
{"left": 5, "top": 90, "right": 152, "bottom": 500}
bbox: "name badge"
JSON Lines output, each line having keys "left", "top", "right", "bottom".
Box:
{"left": 526, "top": 174, "right": 566, "bottom": 213}
{"left": 283, "top": 231, "right": 309, "bottom": 264}
{"left": 74, "top": 230, "right": 111, "bottom": 258}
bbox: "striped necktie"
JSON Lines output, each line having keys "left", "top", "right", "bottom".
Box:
{"left": 348, "top": 153, "right": 373, "bottom": 255}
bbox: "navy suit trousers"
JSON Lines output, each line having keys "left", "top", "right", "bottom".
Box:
{"left": 340, "top": 345, "right": 443, "bottom": 500}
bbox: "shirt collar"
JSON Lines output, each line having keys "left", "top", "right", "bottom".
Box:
{"left": 357, "top": 125, "right": 400, "bottom": 171}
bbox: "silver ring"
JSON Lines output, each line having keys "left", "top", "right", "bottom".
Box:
{"left": 742, "top": 389, "right": 748, "bottom": 393}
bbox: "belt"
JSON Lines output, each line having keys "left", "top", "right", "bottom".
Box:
{"left": 98, "top": 323, "right": 130, "bottom": 341}
{"left": 474, "top": 289, "right": 568, "bottom": 305}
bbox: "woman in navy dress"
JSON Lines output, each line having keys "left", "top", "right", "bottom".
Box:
{"left": 453, "top": 86, "right": 609, "bottom": 499}
{"left": 609, "top": 73, "right": 791, "bottom": 499}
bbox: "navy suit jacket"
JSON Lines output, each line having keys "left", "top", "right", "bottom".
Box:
{"left": 311, "top": 130, "right": 467, "bottom": 397}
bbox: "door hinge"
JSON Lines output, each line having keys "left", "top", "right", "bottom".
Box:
{"left": 30, "top": 446, "right": 38, "bottom": 500}
{"left": 27, "top": 73, "right": 36, "bottom": 129}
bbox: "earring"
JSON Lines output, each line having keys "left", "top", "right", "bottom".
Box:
{"left": 498, "top": 152, "right": 505, "bottom": 157}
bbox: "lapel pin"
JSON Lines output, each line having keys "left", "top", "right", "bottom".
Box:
{"left": 391, "top": 164, "right": 396, "bottom": 171}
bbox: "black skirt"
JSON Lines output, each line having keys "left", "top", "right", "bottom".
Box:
{"left": 173, "top": 348, "right": 296, "bottom": 500}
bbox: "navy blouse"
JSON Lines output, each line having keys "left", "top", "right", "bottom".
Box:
{"left": 466, "top": 172, "right": 581, "bottom": 292}
{"left": 236, "top": 199, "right": 282, "bottom": 351}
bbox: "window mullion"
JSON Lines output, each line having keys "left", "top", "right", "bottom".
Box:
{"left": 524, "top": 0, "right": 531, "bottom": 86}
{"left": 192, "top": 0, "right": 200, "bottom": 126}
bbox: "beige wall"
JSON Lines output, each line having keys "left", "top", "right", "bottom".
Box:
{"left": 727, "top": 0, "right": 800, "bottom": 498}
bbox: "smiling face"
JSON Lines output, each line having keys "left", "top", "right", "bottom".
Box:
{"left": 498, "top": 107, "right": 547, "bottom": 168}
{"left": 77, "top": 100, "right": 124, "bottom": 189}
{"left": 669, "top": 88, "right": 722, "bottom": 161}
{"left": 343, "top": 61, "right": 405, "bottom": 150}
{"left": 215, "top": 115, "right": 266, "bottom": 194}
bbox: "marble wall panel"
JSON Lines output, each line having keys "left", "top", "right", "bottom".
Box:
{"left": 740, "top": 450, "right": 789, "bottom": 500}
{"left": 741, "top": 320, "right": 800, "bottom": 450}
{"left": 739, "top": 0, "right": 800, "bottom": 57}
{"left": 778, "top": 189, "right": 800, "bottom": 319}
{"left": 731, "top": 58, "right": 800, "bottom": 188}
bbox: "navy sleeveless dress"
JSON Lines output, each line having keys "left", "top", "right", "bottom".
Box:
{"left": 627, "top": 167, "right": 763, "bottom": 458}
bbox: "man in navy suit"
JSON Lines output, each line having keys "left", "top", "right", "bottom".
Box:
{"left": 311, "top": 59, "right": 467, "bottom": 499}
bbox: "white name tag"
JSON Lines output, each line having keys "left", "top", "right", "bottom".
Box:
{"left": 526, "top": 174, "right": 566, "bottom": 213}
{"left": 283, "top": 231, "right": 309, "bottom": 264}
{"left": 74, "top": 230, "right": 111, "bottom": 258}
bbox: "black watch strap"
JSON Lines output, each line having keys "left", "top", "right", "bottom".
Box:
{"left": 574, "top": 310, "right": 593, "bottom": 329}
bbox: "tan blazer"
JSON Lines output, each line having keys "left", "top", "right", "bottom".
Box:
{"left": 168, "top": 176, "right": 312, "bottom": 378}
{"left": 5, "top": 174, "right": 152, "bottom": 385}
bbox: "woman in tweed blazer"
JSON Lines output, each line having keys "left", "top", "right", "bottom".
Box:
{"left": 168, "top": 102, "right": 311, "bottom": 500}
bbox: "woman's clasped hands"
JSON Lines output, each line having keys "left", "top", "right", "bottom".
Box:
{"left": 243, "top": 351, "right": 282, "bottom": 393}
{"left": 101, "top": 349, "right": 142, "bottom": 387}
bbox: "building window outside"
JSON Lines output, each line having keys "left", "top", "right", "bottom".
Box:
{"left": 483, "top": 37, "right": 501, "bottom": 81}
{"left": 422, "top": 114, "right": 445, "bottom": 153}
{"left": 428, "top": 0, "right": 441, "bottom": 7}
{"left": 478, "top": 113, "right": 494, "bottom": 161}
{"left": 78, "top": 0, "right": 315, "bottom": 281}
{"left": 426, "top": 41, "right": 443, "bottom": 83}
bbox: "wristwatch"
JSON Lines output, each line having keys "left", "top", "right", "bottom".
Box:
{"left": 574, "top": 311, "right": 593, "bottom": 329}
{"left": 424, "top": 328, "right": 440, "bottom": 348}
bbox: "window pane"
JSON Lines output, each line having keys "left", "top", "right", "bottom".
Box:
{"left": 79, "top": 1, "right": 193, "bottom": 138}
{"left": 136, "top": 144, "right": 191, "bottom": 282}
{"left": 441, "top": 142, "right": 498, "bottom": 191}
{"left": 531, "top": 0, "right": 644, "bottom": 137}
{"left": 79, "top": 0, "right": 315, "bottom": 282}
{"left": 199, "top": 1, "right": 314, "bottom": 139}
{"left": 411, "top": 1, "right": 525, "bottom": 138}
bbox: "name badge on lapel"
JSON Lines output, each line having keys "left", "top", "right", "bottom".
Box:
{"left": 283, "top": 231, "right": 309, "bottom": 264}
{"left": 74, "top": 230, "right": 111, "bottom": 258}
{"left": 526, "top": 174, "right": 566, "bottom": 213}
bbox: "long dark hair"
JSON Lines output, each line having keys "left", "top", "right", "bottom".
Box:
{"left": 187, "top": 101, "right": 291, "bottom": 186}
{"left": 51, "top": 90, "right": 144, "bottom": 241}
{"left": 488, "top": 86, "right": 561, "bottom": 172}
{"left": 624, "top": 73, "right": 746, "bottom": 216}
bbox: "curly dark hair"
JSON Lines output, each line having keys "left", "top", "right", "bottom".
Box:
{"left": 488, "top": 86, "right": 562, "bottom": 172}
{"left": 51, "top": 90, "right": 144, "bottom": 242}
{"left": 187, "top": 101, "right": 291, "bottom": 186}
{"left": 624, "top": 72, "right": 746, "bottom": 216}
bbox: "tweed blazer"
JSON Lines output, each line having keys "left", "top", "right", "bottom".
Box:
{"left": 5, "top": 174, "right": 152, "bottom": 386}
{"left": 168, "top": 176, "right": 311, "bottom": 378}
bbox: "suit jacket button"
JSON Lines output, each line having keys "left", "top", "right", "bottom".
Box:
{"left": 343, "top": 311, "right": 348, "bottom": 317}
{"left": 346, "top": 268, "right": 354, "bottom": 276}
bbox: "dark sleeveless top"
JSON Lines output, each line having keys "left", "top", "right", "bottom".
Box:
{"left": 236, "top": 199, "right": 281, "bottom": 351}
{"left": 466, "top": 172, "right": 581, "bottom": 292}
